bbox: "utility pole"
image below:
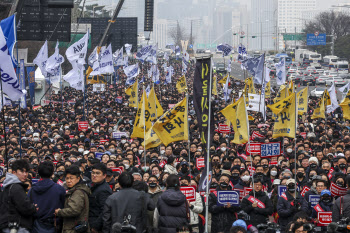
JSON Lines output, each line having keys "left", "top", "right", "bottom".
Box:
{"left": 331, "top": 33, "right": 335, "bottom": 55}
{"left": 260, "top": 22, "right": 263, "bottom": 52}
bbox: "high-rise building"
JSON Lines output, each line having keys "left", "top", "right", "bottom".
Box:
{"left": 250, "top": 0, "right": 278, "bottom": 52}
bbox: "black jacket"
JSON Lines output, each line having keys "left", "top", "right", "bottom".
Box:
{"left": 0, "top": 173, "right": 37, "bottom": 230}
{"left": 209, "top": 187, "right": 240, "bottom": 233}
{"left": 241, "top": 190, "right": 273, "bottom": 227}
{"left": 156, "top": 188, "right": 189, "bottom": 233}
{"left": 89, "top": 180, "right": 112, "bottom": 231}
{"left": 234, "top": 179, "right": 250, "bottom": 190}
{"left": 103, "top": 188, "right": 154, "bottom": 233}
{"left": 277, "top": 191, "right": 308, "bottom": 232}
{"left": 333, "top": 190, "right": 350, "bottom": 222}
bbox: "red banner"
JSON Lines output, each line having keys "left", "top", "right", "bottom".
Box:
{"left": 218, "top": 124, "right": 230, "bottom": 133}
{"left": 78, "top": 121, "right": 89, "bottom": 131}
{"left": 317, "top": 212, "right": 332, "bottom": 226}
{"left": 100, "top": 139, "right": 109, "bottom": 144}
{"left": 159, "top": 160, "right": 167, "bottom": 168}
{"left": 246, "top": 143, "right": 261, "bottom": 155}
{"left": 301, "top": 186, "right": 310, "bottom": 197}
{"left": 247, "top": 166, "right": 255, "bottom": 176}
{"left": 196, "top": 158, "right": 205, "bottom": 169}
{"left": 244, "top": 187, "right": 253, "bottom": 197}
{"left": 69, "top": 135, "right": 74, "bottom": 139}
{"left": 234, "top": 188, "right": 245, "bottom": 201}
{"left": 330, "top": 182, "right": 347, "bottom": 196}
{"left": 111, "top": 167, "right": 124, "bottom": 174}
{"left": 300, "top": 132, "right": 307, "bottom": 139}
{"left": 180, "top": 186, "right": 196, "bottom": 202}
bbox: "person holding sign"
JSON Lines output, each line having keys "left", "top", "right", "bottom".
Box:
{"left": 277, "top": 179, "right": 308, "bottom": 233}
{"left": 209, "top": 174, "right": 241, "bottom": 233}
{"left": 311, "top": 189, "right": 333, "bottom": 229}
{"left": 332, "top": 175, "right": 350, "bottom": 223}
{"left": 241, "top": 178, "right": 273, "bottom": 228}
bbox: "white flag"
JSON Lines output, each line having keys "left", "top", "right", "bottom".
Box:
{"left": 136, "top": 45, "right": 153, "bottom": 61}
{"left": 275, "top": 57, "right": 286, "bottom": 85}
{"left": 164, "top": 52, "right": 169, "bottom": 61}
{"left": 123, "top": 56, "right": 128, "bottom": 67}
{"left": 0, "top": 27, "right": 24, "bottom": 101}
{"left": 113, "top": 47, "right": 124, "bottom": 66}
{"left": 223, "top": 74, "right": 231, "bottom": 101}
{"left": 165, "top": 66, "right": 173, "bottom": 84}
{"left": 33, "top": 40, "right": 48, "bottom": 77}
{"left": 182, "top": 51, "right": 190, "bottom": 74}
{"left": 88, "top": 46, "right": 98, "bottom": 67}
{"left": 124, "top": 63, "right": 139, "bottom": 79}
{"left": 63, "top": 66, "right": 84, "bottom": 91}
{"left": 146, "top": 44, "right": 158, "bottom": 64}
{"left": 146, "top": 85, "right": 151, "bottom": 97}
{"left": 151, "top": 65, "right": 160, "bottom": 84}
{"left": 247, "top": 93, "right": 265, "bottom": 116}
{"left": 327, "top": 84, "right": 339, "bottom": 113}
{"left": 125, "top": 43, "right": 132, "bottom": 56}
{"left": 65, "top": 31, "right": 89, "bottom": 68}
{"left": 265, "top": 66, "right": 271, "bottom": 83}
{"left": 45, "top": 41, "right": 64, "bottom": 83}
{"left": 339, "top": 82, "right": 350, "bottom": 94}
{"left": 91, "top": 44, "right": 114, "bottom": 75}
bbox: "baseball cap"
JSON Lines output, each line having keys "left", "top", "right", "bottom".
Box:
{"left": 286, "top": 178, "right": 296, "bottom": 186}
{"left": 321, "top": 189, "right": 331, "bottom": 197}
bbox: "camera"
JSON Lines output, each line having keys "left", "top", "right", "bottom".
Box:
{"left": 237, "top": 210, "right": 250, "bottom": 221}
{"left": 257, "top": 222, "right": 280, "bottom": 233}
{"left": 8, "top": 222, "right": 19, "bottom": 233}
{"left": 336, "top": 217, "right": 350, "bottom": 233}
{"left": 302, "top": 223, "right": 322, "bottom": 232}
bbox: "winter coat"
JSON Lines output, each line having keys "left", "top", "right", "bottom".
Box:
{"left": 29, "top": 179, "right": 66, "bottom": 224}
{"left": 209, "top": 187, "right": 240, "bottom": 233}
{"left": 189, "top": 192, "right": 203, "bottom": 226}
{"left": 103, "top": 188, "right": 155, "bottom": 233}
{"left": 88, "top": 180, "right": 112, "bottom": 231}
{"left": 241, "top": 190, "right": 273, "bottom": 227}
{"left": 333, "top": 190, "right": 350, "bottom": 222}
{"left": 277, "top": 191, "right": 308, "bottom": 232}
{"left": 0, "top": 173, "right": 37, "bottom": 230}
{"left": 311, "top": 200, "right": 333, "bottom": 219}
{"left": 164, "top": 164, "right": 178, "bottom": 175}
{"left": 147, "top": 186, "right": 163, "bottom": 230}
{"left": 234, "top": 179, "right": 250, "bottom": 190}
{"left": 304, "top": 187, "right": 318, "bottom": 215}
{"left": 154, "top": 188, "right": 189, "bottom": 233}
{"left": 57, "top": 182, "right": 91, "bottom": 233}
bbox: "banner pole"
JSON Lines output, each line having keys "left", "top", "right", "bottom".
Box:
{"left": 294, "top": 86, "right": 298, "bottom": 198}
{"left": 0, "top": 71, "right": 9, "bottom": 171}
{"left": 204, "top": 55, "right": 213, "bottom": 233}
{"left": 60, "top": 65, "right": 63, "bottom": 112}
{"left": 258, "top": 56, "right": 266, "bottom": 118}
{"left": 186, "top": 90, "right": 191, "bottom": 176}
{"left": 143, "top": 84, "right": 147, "bottom": 167}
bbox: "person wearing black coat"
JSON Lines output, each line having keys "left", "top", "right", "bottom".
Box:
{"left": 0, "top": 160, "right": 37, "bottom": 231}
{"left": 209, "top": 174, "right": 240, "bottom": 233}
{"left": 277, "top": 179, "right": 308, "bottom": 233}
{"left": 241, "top": 179, "right": 273, "bottom": 228}
{"left": 89, "top": 164, "right": 112, "bottom": 233}
{"left": 154, "top": 174, "right": 189, "bottom": 233}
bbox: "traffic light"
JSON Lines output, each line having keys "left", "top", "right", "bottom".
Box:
{"left": 252, "top": 36, "right": 257, "bottom": 38}
{"left": 240, "top": 36, "right": 245, "bottom": 38}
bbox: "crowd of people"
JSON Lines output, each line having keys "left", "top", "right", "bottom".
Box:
{"left": 0, "top": 55, "right": 349, "bottom": 233}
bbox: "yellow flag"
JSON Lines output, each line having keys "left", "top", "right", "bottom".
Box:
{"left": 219, "top": 73, "right": 229, "bottom": 84}
{"left": 212, "top": 76, "right": 218, "bottom": 95}
{"left": 265, "top": 81, "right": 271, "bottom": 98}
{"left": 297, "top": 87, "right": 308, "bottom": 115}
{"left": 131, "top": 90, "right": 152, "bottom": 139}
{"left": 243, "top": 77, "right": 256, "bottom": 95}
{"left": 311, "top": 90, "right": 331, "bottom": 119}
{"left": 340, "top": 89, "right": 350, "bottom": 120}
{"left": 220, "top": 98, "right": 249, "bottom": 144}
{"left": 85, "top": 66, "right": 93, "bottom": 79}
{"left": 176, "top": 75, "right": 187, "bottom": 93}
{"left": 274, "top": 85, "right": 288, "bottom": 103}
{"left": 142, "top": 128, "right": 162, "bottom": 149}
{"left": 125, "top": 80, "right": 138, "bottom": 107}
{"left": 288, "top": 81, "right": 294, "bottom": 96}
{"left": 152, "top": 97, "right": 188, "bottom": 146}
{"left": 272, "top": 93, "right": 296, "bottom": 139}
{"left": 148, "top": 86, "right": 164, "bottom": 120}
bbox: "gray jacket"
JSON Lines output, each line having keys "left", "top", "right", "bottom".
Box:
{"left": 332, "top": 190, "right": 350, "bottom": 223}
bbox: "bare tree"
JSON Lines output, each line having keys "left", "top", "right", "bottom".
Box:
{"left": 168, "top": 21, "right": 188, "bottom": 50}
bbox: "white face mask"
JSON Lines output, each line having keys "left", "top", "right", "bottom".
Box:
{"left": 160, "top": 150, "right": 165, "bottom": 155}
{"left": 54, "top": 156, "right": 59, "bottom": 161}
{"left": 124, "top": 164, "right": 130, "bottom": 169}
{"left": 65, "top": 126, "right": 69, "bottom": 129}
{"left": 78, "top": 148, "right": 84, "bottom": 153}
{"left": 287, "top": 148, "right": 293, "bottom": 153}
{"left": 271, "top": 170, "right": 278, "bottom": 176}
{"left": 121, "top": 139, "right": 126, "bottom": 144}
{"left": 221, "top": 147, "right": 226, "bottom": 152}
{"left": 33, "top": 137, "right": 39, "bottom": 142}
{"left": 242, "top": 175, "right": 250, "bottom": 182}
{"left": 155, "top": 174, "right": 160, "bottom": 178}
{"left": 139, "top": 150, "right": 144, "bottom": 154}
{"left": 197, "top": 149, "right": 202, "bottom": 152}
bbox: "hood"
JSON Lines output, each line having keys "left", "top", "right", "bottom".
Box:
{"left": 149, "top": 186, "right": 163, "bottom": 195}
{"left": 32, "top": 179, "right": 55, "bottom": 194}
{"left": 3, "top": 173, "right": 22, "bottom": 188}
{"left": 67, "top": 182, "right": 91, "bottom": 196}
{"left": 162, "top": 188, "right": 186, "bottom": 206}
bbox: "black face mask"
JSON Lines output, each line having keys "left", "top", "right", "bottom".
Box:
{"left": 181, "top": 167, "right": 188, "bottom": 174}
{"left": 297, "top": 172, "right": 304, "bottom": 178}
{"left": 263, "top": 164, "right": 268, "bottom": 169}
{"left": 255, "top": 172, "right": 264, "bottom": 180}
{"left": 336, "top": 182, "right": 344, "bottom": 187}
{"left": 339, "top": 164, "right": 347, "bottom": 170}
{"left": 232, "top": 173, "right": 239, "bottom": 179}
{"left": 287, "top": 186, "right": 296, "bottom": 193}
{"left": 220, "top": 182, "right": 229, "bottom": 189}
{"left": 180, "top": 183, "right": 188, "bottom": 187}
{"left": 55, "top": 171, "right": 64, "bottom": 177}
{"left": 310, "top": 164, "right": 317, "bottom": 169}
{"left": 322, "top": 198, "right": 332, "bottom": 203}
{"left": 323, "top": 169, "right": 329, "bottom": 174}
{"left": 210, "top": 183, "right": 218, "bottom": 189}
{"left": 149, "top": 182, "right": 157, "bottom": 188}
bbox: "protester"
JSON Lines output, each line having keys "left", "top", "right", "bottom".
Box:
{"left": 332, "top": 175, "right": 350, "bottom": 222}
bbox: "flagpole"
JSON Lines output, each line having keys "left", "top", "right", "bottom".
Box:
{"left": 15, "top": 26, "right": 22, "bottom": 157}
{"left": 258, "top": 62, "right": 266, "bottom": 119}
{"left": 0, "top": 71, "right": 9, "bottom": 171}
{"left": 324, "top": 84, "right": 327, "bottom": 148}
{"left": 185, "top": 89, "right": 191, "bottom": 176}
{"left": 204, "top": 55, "right": 213, "bottom": 233}
{"left": 294, "top": 85, "right": 298, "bottom": 198}
{"left": 60, "top": 65, "right": 63, "bottom": 112}
{"left": 143, "top": 84, "right": 147, "bottom": 167}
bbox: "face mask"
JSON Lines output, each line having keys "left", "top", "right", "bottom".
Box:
{"left": 322, "top": 198, "right": 331, "bottom": 203}
{"left": 310, "top": 164, "right": 317, "bottom": 169}
{"left": 242, "top": 175, "right": 250, "bottom": 182}
{"left": 287, "top": 148, "right": 293, "bottom": 153}
{"left": 336, "top": 182, "right": 344, "bottom": 187}
{"left": 323, "top": 169, "right": 329, "bottom": 174}
{"left": 33, "top": 137, "right": 39, "bottom": 142}
{"left": 297, "top": 172, "right": 304, "bottom": 178}
{"left": 160, "top": 150, "right": 165, "bottom": 155}
{"left": 232, "top": 173, "right": 239, "bottom": 178}
{"left": 96, "top": 129, "right": 99, "bottom": 133}
{"left": 149, "top": 182, "right": 157, "bottom": 188}
{"left": 210, "top": 183, "right": 218, "bottom": 188}
{"left": 78, "top": 148, "right": 84, "bottom": 153}
{"left": 64, "top": 126, "right": 69, "bottom": 129}
{"left": 271, "top": 171, "right": 277, "bottom": 176}
{"left": 221, "top": 147, "right": 226, "bottom": 152}
{"left": 287, "top": 186, "right": 296, "bottom": 192}
{"left": 181, "top": 167, "right": 188, "bottom": 173}
{"left": 142, "top": 166, "right": 149, "bottom": 172}
{"left": 121, "top": 139, "right": 126, "bottom": 144}
{"left": 263, "top": 164, "right": 268, "bottom": 169}
{"left": 54, "top": 156, "right": 59, "bottom": 161}
{"left": 339, "top": 164, "right": 347, "bottom": 170}
{"left": 124, "top": 164, "right": 130, "bottom": 169}
{"left": 117, "top": 113, "right": 121, "bottom": 116}
{"left": 139, "top": 150, "right": 144, "bottom": 154}
{"left": 155, "top": 174, "right": 160, "bottom": 178}
{"left": 180, "top": 183, "right": 188, "bottom": 187}
{"left": 109, "top": 149, "right": 115, "bottom": 153}
{"left": 220, "top": 182, "right": 228, "bottom": 188}
{"left": 197, "top": 149, "right": 202, "bottom": 152}
{"left": 56, "top": 171, "right": 64, "bottom": 177}
{"left": 80, "top": 135, "right": 84, "bottom": 138}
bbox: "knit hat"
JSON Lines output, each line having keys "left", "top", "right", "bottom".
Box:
{"left": 309, "top": 157, "right": 318, "bottom": 164}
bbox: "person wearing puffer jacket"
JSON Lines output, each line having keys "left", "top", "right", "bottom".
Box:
{"left": 180, "top": 176, "right": 203, "bottom": 233}
{"left": 164, "top": 156, "right": 178, "bottom": 175}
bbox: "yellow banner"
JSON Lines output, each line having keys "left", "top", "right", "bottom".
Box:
{"left": 274, "top": 85, "right": 287, "bottom": 103}
{"left": 243, "top": 77, "right": 256, "bottom": 95}
{"left": 212, "top": 75, "right": 218, "bottom": 95}
{"left": 176, "top": 75, "right": 187, "bottom": 93}
{"left": 131, "top": 90, "right": 152, "bottom": 139}
{"left": 125, "top": 80, "right": 138, "bottom": 108}
{"left": 219, "top": 73, "right": 229, "bottom": 84}
{"left": 273, "top": 93, "right": 296, "bottom": 139}
{"left": 297, "top": 87, "right": 308, "bottom": 115}
{"left": 311, "top": 90, "right": 331, "bottom": 119}
{"left": 142, "top": 128, "right": 162, "bottom": 149}
{"left": 265, "top": 81, "right": 271, "bottom": 98}
{"left": 152, "top": 97, "right": 188, "bottom": 146}
{"left": 148, "top": 86, "right": 164, "bottom": 121}
{"left": 340, "top": 89, "right": 350, "bottom": 120}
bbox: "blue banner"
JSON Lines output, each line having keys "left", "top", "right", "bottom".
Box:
{"left": 217, "top": 190, "right": 240, "bottom": 206}
{"left": 307, "top": 34, "right": 326, "bottom": 46}
{"left": 95, "top": 152, "right": 104, "bottom": 160}
{"left": 261, "top": 142, "right": 281, "bottom": 157}
{"left": 278, "top": 185, "right": 287, "bottom": 196}
{"left": 26, "top": 66, "right": 35, "bottom": 106}
{"left": 309, "top": 195, "right": 320, "bottom": 208}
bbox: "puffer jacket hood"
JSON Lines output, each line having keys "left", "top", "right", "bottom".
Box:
{"left": 3, "top": 173, "right": 21, "bottom": 188}
{"left": 31, "top": 179, "right": 55, "bottom": 194}
{"left": 162, "top": 188, "right": 186, "bottom": 206}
